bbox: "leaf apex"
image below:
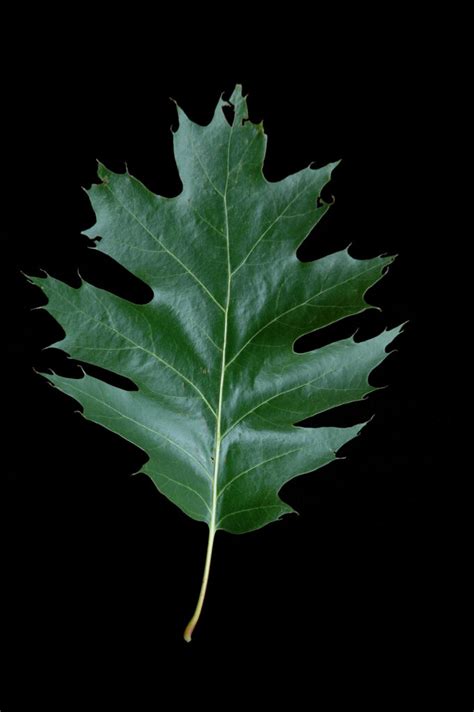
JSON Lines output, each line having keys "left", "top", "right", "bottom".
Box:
{"left": 226, "top": 83, "right": 249, "bottom": 125}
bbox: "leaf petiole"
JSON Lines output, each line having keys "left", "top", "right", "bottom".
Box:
{"left": 183, "top": 524, "right": 216, "bottom": 642}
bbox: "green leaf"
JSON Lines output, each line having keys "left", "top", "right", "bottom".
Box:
{"left": 29, "top": 85, "right": 401, "bottom": 641}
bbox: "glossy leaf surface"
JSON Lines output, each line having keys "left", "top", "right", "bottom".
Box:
{"left": 30, "top": 86, "right": 400, "bottom": 639}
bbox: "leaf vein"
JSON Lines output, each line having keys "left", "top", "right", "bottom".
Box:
{"left": 46, "top": 281, "right": 217, "bottom": 418}
{"left": 217, "top": 504, "right": 286, "bottom": 527}
{"left": 231, "top": 182, "right": 316, "bottom": 275}
{"left": 55, "top": 379, "right": 212, "bottom": 479}
{"left": 225, "top": 264, "right": 382, "bottom": 369}
{"left": 154, "top": 470, "right": 211, "bottom": 513}
{"left": 223, "top": 356, "right": 373, "bottom": 437}
{"left": 217, "top": 448, "right": 302, "bottom": 499}
{"left": 190, "top": 125, "right": 225, "bottom": 198}
{"left": 189, "top": 203, "right": 226, "bottom": 238}
{"left": 104, "top": 184, "right": 225, "bottom": 312}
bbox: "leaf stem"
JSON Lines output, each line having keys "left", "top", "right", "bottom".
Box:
{"left": 183, "top": 106, "right": 234, "bottom": 643}
{"left": 183, "top": 523, "right": 216, "bottom": 642}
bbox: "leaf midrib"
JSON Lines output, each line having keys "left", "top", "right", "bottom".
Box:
{"left": 209, "top": 115, "right": 235, "bottom": 531}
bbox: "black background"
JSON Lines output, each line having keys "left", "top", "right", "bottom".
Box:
{"left": 1, "top": 27, "right": 458, "bottom": 710}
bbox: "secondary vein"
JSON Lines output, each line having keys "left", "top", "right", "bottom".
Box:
{"left": 104, "top": 183, "right": 225, "bottom": 313}
{"left": 54, "top": 379, "right": 212, "bottom": 479}
{"left": 47, "top": 280, "right": 217, "bottom": 419}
